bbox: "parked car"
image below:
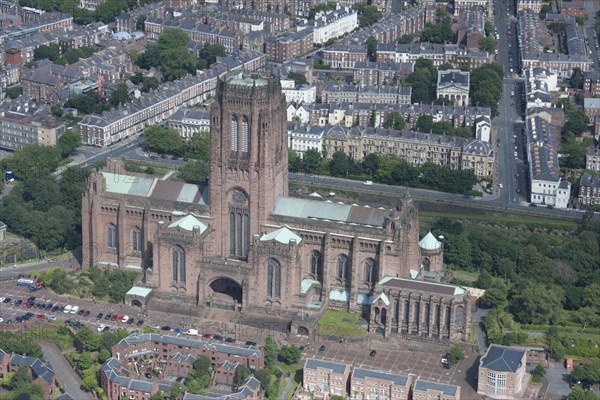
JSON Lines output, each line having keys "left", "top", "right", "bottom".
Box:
{"left": 213, "top": 334, "right": 224, "bottom": 341}
{"left": 173, "top": 328, "right": 184, "bottom": 334}
{"left": 47, "top": 316, "right": 56, "bottom": 322}
{"left": 161, "top": 326, "right": 172, "bottom": 331}
{"left": 150, "top": 324, "right": 160, "bottom": 330}
{"left": 63, "top": 305, "right": 72, "bottom": 314}
{"left": 225, "top": 337, "right": 236, "bottom": 343}
{"left": 96, "top": 313, "right": 103, "bottom": 319}
{"left": 127, "top": 318, "right": 134, "bottom": 325}
{"left": 137, "top": 320, "right": 144, "bottom": 326}
{"left": 105, "top": 314, "right": 112, "bottom": 321}
{"left": 112, "top": 315, "right": 119, "bottom": 321}
{"left": 77, "top": 309, "right": 85, "bottom": 316}
{"left": 97, "top": 324, "right": 106, "bottom": 332}
{"left": 319, "top": 345, "right": 326, "bottom": 352}
{"left": 45, "top": 304, "right": 53, "bottom": 311}
{"left": 370, "top": 350, "right": 377, "bottom": 357}
{"left": 245, "top": 341, "right": 257, "bottom": 347}
{"left": 70, "top": 306, "right": 79, "bottom": 314}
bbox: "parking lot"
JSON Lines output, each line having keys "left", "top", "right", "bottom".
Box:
{"left": 297, "top": 337, "right": 479, "bottom": 398}
{"left": 0, "top": 282, "right": 145, "bottom": 332}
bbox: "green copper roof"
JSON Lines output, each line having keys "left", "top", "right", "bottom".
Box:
{"left": 126, "top": 286, "right": 152, "bottom": 298}
{"left": 372, "top": 292, "right": 390, "bottom": 306}
{"left": 419, "top": 231, "right": 441, "bottom": 250}
{"left": 168, "top": 214, "right": 207, "bottom": 233}
{"left": 329, "top": 289, "right": 350, "bottom": 303}
{"left": 230, "top": 75, "right": 268, "bottom": 87}
{"left": 301, "top": 278, "right": 320, "bottom": 294}
{"left": 260, "top": 226, "right": 302, "bottom": 244}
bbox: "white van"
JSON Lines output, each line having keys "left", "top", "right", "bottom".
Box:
{"left": 70, "top": 305, "right": 79, "bottom": 314}
{"left": 186, "top": 329, "right": 199, "bottom": 336}
{"left": 363, "top": 180, "right": 373, "bottom": 186}
{"left": 63, "top": 305, "right": 72, "bottom": 314}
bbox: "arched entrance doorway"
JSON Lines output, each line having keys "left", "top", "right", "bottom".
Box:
{"left": 131, "top": 299, "right": 142, "bottom": 307}
{"left": 297, "top": 326, "right": 309, "bottom": 336}
{"left": 209, "top": 278, "right": 243, "bottom": 305}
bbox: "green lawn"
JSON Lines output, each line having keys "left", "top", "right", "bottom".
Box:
{"left": 420, "top": 211, "right": 577, "bottom": 231}
{"left": 317, "top": 310, "right": 367, "bottom": 338}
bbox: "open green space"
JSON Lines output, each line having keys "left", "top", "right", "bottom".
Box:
{"left": 317, "top": 310, "right": 367, "bottom": 338}
{"left": 420, "top": 211, "right": 578, "bottom": 231}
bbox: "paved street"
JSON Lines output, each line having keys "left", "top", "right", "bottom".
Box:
{"left": 39, "top": 342, "right": 92, "bottom": 400}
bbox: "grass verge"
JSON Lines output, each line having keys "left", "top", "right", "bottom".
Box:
{"left": 317, "top": 310, "right": 367, "bottom": 338}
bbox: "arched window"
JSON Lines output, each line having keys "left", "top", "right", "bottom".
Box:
{"left": 394, "top": 298, "right": 399, "bottom": 322}
{"left": 337, "top": 255, "right": 349, "bottom": 280}
{"left": 241, "top": 116, "right": 249, "bottom": 153}
{"left": 403, "top": 300, "right": 409, "bottom": 323}
{"left": 310, "top": 251, "right": 323, "bottom": 281}
{"left": 132, "top": 227, "right": 142, "bottom": 252}
{"left": 231, "top": 116, "right": 238, "bottom": 151}
{"left": 434, "top": 305, "right": 441, "bottom": 327}
{"left": 423, "top": 258, "right": 430, "bottom": 271}
{"left": 267, "top": 258, "right": 281, "bottom": 298}
{"left": 107, "top": 224, "right": 117, "bottom": 249}
{"left": 229, "top": 190, "right": 249, "bottom": 259}
{"left": 455, "top": 307, "right": 463, "bottom": 327}
{"left": 173, "top": 246, "right": 185, "bottom": 283}
{"left": 363, "top": 258, "right": 378, "bottom": 283}
{"left": 424, "top": 303, "right": 430, "bottom": 329}
{"left": 413, "top": 302, "right": 420, "bottom": 323}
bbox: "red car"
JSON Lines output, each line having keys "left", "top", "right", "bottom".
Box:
{"left": 36, "top": 314, "right": 45, "bottom": 319}
{"left": 117, "top": 315, "right": 124, "bottom": 322}
{"left": 111, "top": 315, "right": 118, "bottom": 321}
{"left": 202, "top": 333, "right": 212, "bottom": 339}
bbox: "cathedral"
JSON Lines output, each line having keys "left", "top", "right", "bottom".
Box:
{"left": 82, "top": 74, "right": 471, "bottom": 342}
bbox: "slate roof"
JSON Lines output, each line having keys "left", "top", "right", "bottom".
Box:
{"left": 116, "top": 334, "right": 261, "bottom": 358}
{"left": 55, "top": 394, "right": 74, "bottom": 400}
{"left": 8, "top": 354, "right": 54, "bottom": 384}
{"left": 273, "top": 197, "right": 389, "bottom": 228}
{"left": 352, "top": 368, "right": 409, "bottom": 386}
{"left": 102, "top": 172, "right": 208, "bottom": 205}
{"left": 304, "top": 358, "right": 348, "bottom": 374}
{"left": 379, "top": 276, "right": 466, "bottom": 296}
{"left": 414, "top": 379, "right": 458, "bottom": 396}
{"left": 480, "top": 345, "right": 526, "bottom": 373}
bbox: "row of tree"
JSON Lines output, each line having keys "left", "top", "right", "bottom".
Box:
{"left": 33, "top": 44, "right": 95, "bottom": 65}
{"left": 143, "top": 125, "right": 209, "bottom": 160}
{"left": 19, "top": 0, "right": 158, "bottom": 24}
{"left": 135, "top": 29, "right": 227, "bottom": 81}
{"left": 289, "top": 149, "right": 477, "bottom": 194}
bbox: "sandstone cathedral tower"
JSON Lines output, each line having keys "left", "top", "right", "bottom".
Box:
{"left": 82, "top": 74, "right": 471, "bottom": 341}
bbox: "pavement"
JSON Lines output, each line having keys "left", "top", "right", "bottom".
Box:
{"left": 39, "top": 342, "right": 92, "bottom": 400}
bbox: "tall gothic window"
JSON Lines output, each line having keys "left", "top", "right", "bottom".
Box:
{"left": 173, "top": 246, "right": 185, "bottom": 284}
{"left": 231, "top": 116, "right": 238, "bottom": 151}
{"left": 241, "top": 116, "right": 249, "bottom": 153}
{"left": 337, "top": 254, "right": 349, "bottom": 280}
{"left": 107, "top": 224, "right": 117, "bottom": 249}
{"left": 455, "top": 307, "right": 463, "bottom": 327}
{"left": 267, "top": 258, "right": 281, "bottom": 298}
{"left": 424, "top": 303, "right": 430, "bottom": 330}
{"left": 132, "top": 227, "right": 142, "bottom": 252}
{"left": 363, "top": 258, "right": 378, "bottom": 283}
{"left": 229, "top": 190, "right": 249, "bottom": 258}
{"left": 413, "top": 302, "right": 420, "bottom": 323}
{"left": 310, "top": 251, "right": 323, "bottom": 282}
{"left": 394, "top": 299, "right": 399, "bottom": 322}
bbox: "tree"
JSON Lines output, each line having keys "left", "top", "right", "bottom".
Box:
{"left": 481, "top": 287, "right": 508, "bottom": 308}
{"left": 197, "top": 44, "right": 227, "bottom": 70}
{"left": 235, "top": 364, "right": 250, "bottom": 385}
{"left": 352, "top": 3, "right": 383, "bottom": 27}
{"left": 158, "top": 28, "right": 191, "bottom": 50}
{"left": 9, "top": 367, "right": 32, "bottom": 390}
{"left": 186, "top": 130, "right": 210, "bottom": 160}
{"left": 509, "top": 283, "right": 564, "bottom": 325}
{"left": 109, "top": 83, "right": 130, "bottom": 107}
{"left": 193, "top": 356, "right": 211, "bottom": 377}
{"left": 382, "top": 111, "right": 406, "bottom": 130}
{"left": 262, "top": 335, "right": 279, "bottom": 366}
{"left": 6, "top": 86, "right": 22, "bottom": 99}
{"left": 58, "top": 129, "right": 82, "bottom": 157}
{"left": 4, "top": 143, "right": 61, "bottom": 181}
{"left": 532, "top": 365, "right": 546, "bottom": 383}
{"left": 571, "top": 68, "right": 583, "bottom": 89}
{"left": 366, "top": 36, "right": 377, "bottom": 62}
{"left": 539, "top": 4, "right": 552, "bottom": 19}
{"left": 397, "top": 34, "right": 415, "bottom": 44}
{"left": 76, "top": 326, "right": 102, "bottom": 352}
{"left": 302, "top": 148, "right": 323, "bottom": 174}
{"left": 144, "top": 125, "right": 185, "bottom": 155}
{"left": 170, "top": 382, "right": 182, "bottom": 398}
{"left": 82, "top": 370, "right": 99, "bottom": 391}
{"left": 447, "top": 346, "right": 464, "bottom": 365}
{"left": 565, "top": 110, "right": 589, "bottom": 136}
{"left": 136, "top": 15, "right": 146, "bottom": 31}
{"left": 77, "top": 352, "right": 94, "bottom": 370}
{"left": 416, "top": 115, "right": 434, "bottom": 132}
{"left": 329, "top": 151, "right": 350, "bottom": 177}
{"left": 478, "top": 37, "right": 497, "bottom": 53}
{"left": 177, "top": 160, "right": 208, "bottom": 183}
{"left": 33, "top": 43, "right": 60, "bottom": 62}
{"left": 278, "top": 345, "right": 302, "bottom": 365}
{"left": 568, "top": 386, "right": 599, "bottom": 400}
{"left": 287, "top": 72, "right": 307, "bottom": 86}
{"left": 137, "top": 44, "right": 161, "bottom": 69}
{"left": 160, "top": 47, "right": 198, "bottom": 81}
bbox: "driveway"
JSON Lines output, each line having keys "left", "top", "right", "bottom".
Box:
{"left": 39, "top": 342, "right": 92, "bottom": 400}
{"left": 542, "top": 361, "right": 572, "bottom": 399}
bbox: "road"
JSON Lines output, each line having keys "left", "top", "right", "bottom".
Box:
{"left": 39, "top": 342, "right": 92, "bottom": 400}
{"left": 0, "top": 259, "right": 80, "bottom": 280}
